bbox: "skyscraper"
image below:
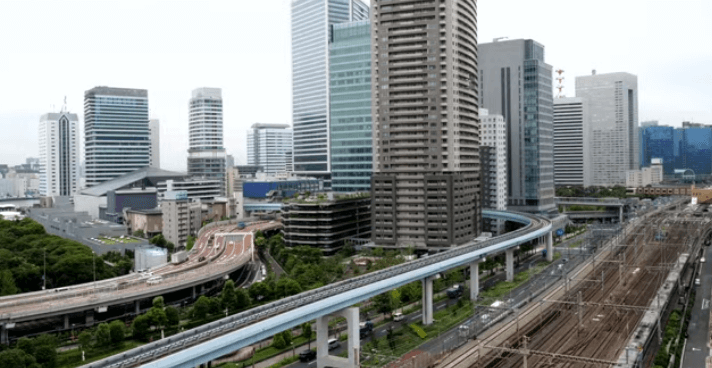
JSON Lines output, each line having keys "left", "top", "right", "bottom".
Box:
{"left": 84, "top": 87, "right": 150, "bottom": 188}
{"left": 329, "top": 20, "right": 372, "bottom": 193}
{"left": 371, "top": 0, "right": 481, "bottom": 248}
{"left": 291, "top": 0, "right": 369, "bottom": 187}
{"left": 576, "top": 72, "right": 639, "bottom": 187}
{"left": 553, "top": 97, "right": 591, "bottom": 187}
{"left": 479, "top": 39, "right": 556, "bottom": 215}
{"left": 188, "top": 88, "right": 226, "bottom": 196}
{"left": 246, "top": 123, "right": 293, "bottom": 175}
{"left": 480, "top": 109, "right": 507, "bottom": 234}
{"left": 149, "top": 119, "right": 160, "bottom": 168}
{"left": 39, "top": 106, "right": 80, "bottom": 196}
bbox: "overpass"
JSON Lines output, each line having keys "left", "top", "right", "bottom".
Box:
{"left": 0, "top": 221, "right": 282, "bottom": 344}
{"left": 81, "top": 210, "right": 553, "bottom": 368}
{"left": 556, "top": 197, "right": 627, "bottom": 223}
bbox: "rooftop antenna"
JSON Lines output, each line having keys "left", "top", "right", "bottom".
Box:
{"left": 555, "top": 69, "right": 565, "bottom": 98}
{"left": 61, "top": 96, "right": 67, "bottom": 113}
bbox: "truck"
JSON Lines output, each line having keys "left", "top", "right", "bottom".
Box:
{"left": 359, "top": 320, "right": 374, "bottom": 338}
{"left": 447, "top": 284, "right": 464, "bottom": 299}
{"left": 171, "top": 251, "right": 189, "bottom": 265}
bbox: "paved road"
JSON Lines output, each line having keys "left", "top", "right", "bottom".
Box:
{"left": 683, "top": 248, "right": 711, "bottom": 368}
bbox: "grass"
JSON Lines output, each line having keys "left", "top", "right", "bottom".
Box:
{"left": 57, "top": 341, "right": 143, "bottom": 368}
{"left": 478, "top": 253, "right": 559, "bottom": 306}
{"left": 232, "top": 332, "right": 314, "bottom": 366}
{"left": 568, "top": 240, "right": 583, "bottom": 248}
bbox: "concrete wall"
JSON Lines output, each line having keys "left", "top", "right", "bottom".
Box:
{"left": 74, "top": 194, "right": 107, "bottom": 219}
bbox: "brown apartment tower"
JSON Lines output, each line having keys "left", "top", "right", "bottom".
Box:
{"left": 370, "top": 0, "right": 481, "bottom": 248}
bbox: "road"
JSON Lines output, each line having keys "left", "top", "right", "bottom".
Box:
{"left": 683, "top": 247, "right": 712, "bottom": 368}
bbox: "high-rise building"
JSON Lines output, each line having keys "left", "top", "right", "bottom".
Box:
{"left": 639, "top": 123, "right": 675, "bottom": 175}
{"left": 246, "top": 123, "right": 293, "bottom": 175}
{"left": 576, "top": 72, "right": 639, "bottom": 187}
{"left": 187, "top": 88, "right": 226, "bottom": 196}
{"left": 370, "top": 0, "right": 481, "bottom": 248}
{"left": 38, "top": 107, "right": 80, "bottom": 196}
{"left": 84, "top": 87, "right": 150, "bottom": 188}
{"left": 480, "top": 109, "right": 507, "bottom": 234}
{"left": 291, "top": 0, "right": 369, "bottom": 187}
{"left": 479, "top": 39, "right": 556, "bottom": 215}
{"left": 330, "top": 20, "right": 373, "bottom": 193}
{"left": 553, "top": 97, "right": 591, "bottom": 187}
{"left": 149, "top": 119, "right": 160, "bottom": 168}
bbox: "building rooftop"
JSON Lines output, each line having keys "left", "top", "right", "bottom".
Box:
{"left": 250, "top": 123, "right": 291, "bottom": 130}
{"left": 79, "top": 167, "right": 186, "bottom": 197}
{"left": 85, "top": 86, "right": 148, "bottom": 98}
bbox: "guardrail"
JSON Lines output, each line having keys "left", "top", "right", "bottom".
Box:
{"left": 81, "top": 211, "right": 551, "bottom": 368}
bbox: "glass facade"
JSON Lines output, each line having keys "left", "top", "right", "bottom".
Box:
{"left": 329, "top": 20, "right": 372, "bottom": 193}
{"left": 84, "top": 87, "right": 150, "bottom": 188}
{"left": 640, "top": 125, "right": 675, "bottom": 174}
{"left": 641, "top": 124, "right": 712, "bottom": 178}
{"left": 291, "top": 0, "right": 368, "bottom": 185}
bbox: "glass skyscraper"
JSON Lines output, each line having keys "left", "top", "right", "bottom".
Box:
{"left": 84, "top": 87, "right": 150, "bottom": 188}
{"left": 640, "top": 125, "right": 675, "bottom": 175}
{"left": 329, "top": 20, "right": 372, "bottom": 193}
{"left": 291, "top": 0, "right": 369, "bottom": 187}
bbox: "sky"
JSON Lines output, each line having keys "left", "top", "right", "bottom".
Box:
{"left": 0, "top": 0, "right": 710, "bottom": 171}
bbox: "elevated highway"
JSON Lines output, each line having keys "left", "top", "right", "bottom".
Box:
{"left": 0, "top": 221, "right": 281, "bottom": 343}
{"left": 81, "top": 210, "right": 552, "bottom": 368}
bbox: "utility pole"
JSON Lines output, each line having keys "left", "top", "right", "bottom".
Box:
{"left": 43, "top": 249, "right": 46, "bottom": 290}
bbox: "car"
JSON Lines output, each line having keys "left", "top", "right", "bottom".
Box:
{"left": 695, "top": 278, "right": 701, "bottom": 287}
{"left": 393, "top": 312, "right": 405, "bottom": 322}
{"left": 447, "top": 284, "right": 464, "bottom": 299}
{"left": 299, "top": 349, "right": 316, "bottom": 362}
{"left": 328, "top": 338, "right": 340, "bottom": 350}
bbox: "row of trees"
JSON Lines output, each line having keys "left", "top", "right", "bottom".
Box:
{"left": 0, "top": 334, "right": 58, "bottom": 368}
{"left": 0, "top": 218, "right": 133, "bottom": 295}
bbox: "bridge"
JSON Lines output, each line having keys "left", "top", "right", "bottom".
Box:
{"left": 81, "top": 210, "right": 552, "bottom": 368}
{"left": 555, "top": 197, "right": 627, "bottom": 223}
{"left": 0, "top": 220, "right": 282, "bottom": 344}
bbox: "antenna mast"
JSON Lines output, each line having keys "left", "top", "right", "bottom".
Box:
{"left": 555, "top": 69, "right": 565, "bottom": 98}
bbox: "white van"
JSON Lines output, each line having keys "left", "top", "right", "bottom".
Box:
{"left": 328, "top": 338, "right": 340, "bottom": 350}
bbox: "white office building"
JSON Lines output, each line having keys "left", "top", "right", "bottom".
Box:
{"left": 39, "top": 107, "right": 80, "bottom": 196}
{"left": 480, "top": 109, "right": 507, "bottom": 234}
{"left": 187, "top": 88, "right": 226, "bottom": 195}
{"left": 553, "top": 97, "right": 591, "bottom": 187}
{"left": 247, "top": 123, "right": 293, "bottom": 175}
{"left": 576, "top": 72, "right": 639, "bottom": 187}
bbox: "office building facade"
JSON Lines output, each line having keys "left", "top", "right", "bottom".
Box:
{"left": 39, "top": 108, "right": 80, "bottom": 196}
{"left": 187, "top": 88, "right": 226, "bottom": 195}
{"left": 149, "top": 119, "right": 160, "bottom": 168}
{"left": 479, "top": 39, "right": 556, "bottom": 215}
{"left": 480, "top": 109, "right": 507, "bottom": 234}
{"left": 576, "top": 72, "right": 639, "bottom": 187}
{"left": 553, "top": 97, "right": 591, "bottom": 187}
{"left": 329, "top": 20, "right": 373, "bottom": 193}
{"left": 291, "top": 0, "right": 369, "bottom": 186}
{"left": 639, "top": 124, "right": 675, "bottom": 175}
{"left": 370, "top": 0, "right": 481, "bottom": 248}
{"left": 84, "top": 87, "right": 150, "bottom": 188}
{"left": 246, "top": 123, "right": 293, "bottom": 175}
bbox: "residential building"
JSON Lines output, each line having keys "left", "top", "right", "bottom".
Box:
{"left": 282, "top": 193, "right": 370, "bottom": 254}
{"left": 626, "top": 159, "right": 663, "bottom": 187}
{"left": 188, "top": 88, "right": 226, "bottom": 195}
{"left": 38, "top": 107, "right": 80, "bottom": 196}
{"left": 149, "top": 119, "right": 160, "bottom": 168}
{"left": 371, "top": 0, "right": 481, "bottom": 248}
{"left": 329, "top": 20, "right": 373, "bottom": 193}
{"left": 480, "top": 109, "right": 507, "bottom": 234}
{"left": 161, "top": 191, "right": 191, "bottom": 248}
{"left": 291, "top": 0, "right": 369, "bottom": 187}
{"left": 479, "top": 39, "right": 555, "bottom": 215}
{"left": 246, "top": 123, "right": 293, "bottom": 175}
{"left": 84, "top": 87, "right": 150, "bottom": 188}
{"left": 553, "top": 97, "right": 591, "bottom": 187}
{"left": 576, "top": 72, "right": 639, "bottom": 186}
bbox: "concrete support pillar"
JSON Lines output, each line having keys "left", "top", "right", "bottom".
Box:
{"left": 85, "top": 311, "right": 94, "bottom": 327}
{"left": 316, "top": 307, "right": 359, "bottom": 368}
{"left": 192, "top": 286, "right": 197, "bottom": 299}
{"left": 469, "top": 260, "right": 481, "bottom": 301}
{"left": 422, "top": 276, "right": 435, "bottom": 325}
{"left": 619, "top": 207, "right": 624, "bottom": 224}
{"left": 506, "top": 249, "right": 515, "bottom": 282}
{"left": 64, "top": 314, "right": 70, "bottom": 330}
{"left": 135, "top": 300, "right": 140, "bottom": 315}
{"left": 547, "top": 232, "right": 554, "bottom": 263}
{"left": 1, "top": 325, "right": 8, "bottom": 345}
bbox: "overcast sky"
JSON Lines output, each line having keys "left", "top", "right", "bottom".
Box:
{"left": 1, "top": 0, "right": 710, "bottom": 171}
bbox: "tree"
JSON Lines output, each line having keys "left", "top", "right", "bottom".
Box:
{"left": 32, "top": 334, "right": 58, "bottom": 368}
{"left": 192, "top": 296, "right": 210, "bottom": 320}
{"left": 282, "top": 330, "right": 293, "bottom": 346}
{"left": 166, "top": 242, "right": 175, "bottom": 254}
{"left": 78, "top": 331, "right": 92, "bottom": 352}
{"left": 132, "top": 314, "right": 151, "bottom": 340}
{"left": 221, "top": 280, "right": 238, "bottom": 313}
{"left": 271, "top": 333, "right": 286, "bottom": 349}
{"left": 301, "top": 323, "right": 313, "bottom": 349}
{"left": 373, "top": 293, "right": 394, "bottom": 317}
{"left": 147, "top": 307, "right": 168, "bottom": 331}
{"left": 133, "top": 229, "right": 145, "bottom": 238}
{"left": 109, "top": 320, "right": 126, "bottom": 345}
{"left": 152, "top": 296, "right": 165, "bottom": 309}
{"left": 255, "top": 237, "right": 266, "bottom": 251}
{"left": 16, "top": 337, "right": 34, "bottom": 356}
{"left": 390, "top": 289, "right": 401, "bottom": 312}
{"left": 236, "top": 288, "right": 251, "bottom": 310}
{"left": 94, "top": 323, "right": 111, "bottom": 347}
{"left": 0, "top": 270, "right": 19, "bottom": 296}
{"left": 186, "top": 236, "right": 196, "bottom": 251}
{"left": 248, "top": 281, "right": 271, "bottom": 301}
{"left": 386, "top": 327, "right": 396, "bottom": 351}
{"left": 150, "top": 234, "right": 167, "bottom": 248}
{"left": 166, "top": 306, "right": 180, "bottom": 327}
{"left": 0, "top": 349, "right": 39, "bottom": 368}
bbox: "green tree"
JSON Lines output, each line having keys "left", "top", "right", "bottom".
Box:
{"left": 282, "top": 330, "right": 293, "bottom": 346}
{"left": 133, "top": 229, "right": 145, "bottom": 238}
{"left": 301, "top": 323, "right": 313, "bottom": 349}
{"left": 166, "top": 242, "right": 175, "bottom": 254}
{"left": 152, "top": 296, "right": 165, "bottom": 309}
{"left": 109, "top": 320, "right": 126, "bottom": 345}
{"left": 248, "top": 281, "right": 271, "bottom": 301}
{"left": 0, "top": 349, "right": 39, "bottom": 368}
{"left": 192, "top": 296, "right": 210, "bottom": 320}
{"left": 390, "top": 289, "right": 401, "bottom": 312}
{"left": 0, "top": 270, "right": 19, "bottom": 296}
{"left": 186, "top": 236, "right": 196, "bottom": 251}
{"left": 236, "top": 288, "right": 251, "bottom": 310}
{"left": 373, "top": 293, "right": 394, "bottom": 317}
{"left": 150, "top": 234, "right": 167, "bottom": 248}
{"left": 95, "top": 323, "right": 111, "bottom": 347}
{"left": 147, "top": 307, "right": 168, "bottom": 331}
{"left": 132, "top": 314, "right": 151, "bottom": 340}
{"left": 166, "top": 306, "right": 180, "bottom": 327}
{"left": 221, "top": 280, "right": 238, "bottom": 313}
{"left": 78, "top": 331, "right": 92, "bottom": 351}
{"left": 272, "top": 333, "right": 286, "bottom": 349}
{"left": 16, "top": 337, "right": 34, "bottom": 356}
{"left": 255, "top": 237, "right": 266, "bottom": 251}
